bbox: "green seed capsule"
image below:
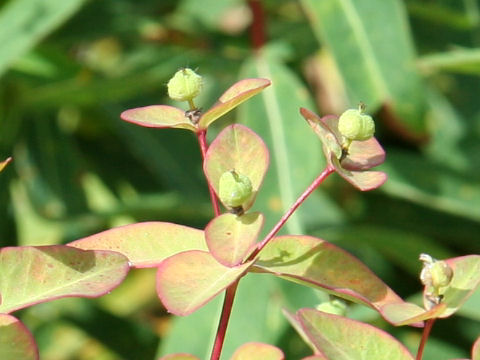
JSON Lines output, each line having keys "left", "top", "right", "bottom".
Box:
{"left": 167, "top": 68, "right": 203, "bottom": 102}
{"left": 218, "top": 170, "right": 253, "bottom": 208}
{"left": 338, "top": 108, "right": 375, "bottom": 142}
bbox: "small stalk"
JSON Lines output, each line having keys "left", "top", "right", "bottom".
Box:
{"left": 197, "top": 130, "right": 221, "bottom": 217}
{"left": 248, "top": 164, "right": 335, "bottom": 261}
{"left": 416, "top": 318, "right": 435, "bottom": 360}
{"left": 210, "top": 279, "right": 240, "bottom": 360}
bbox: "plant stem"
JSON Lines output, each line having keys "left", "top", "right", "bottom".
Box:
{"left": 210, "top": 279, "right": 240, "bottom": 360}
{"left": 197, "top": 130, "right": 221, "bottom": 217}
{"left": 416, "top": 318, "right": 435, "bottom": 360}
{"left": 248, "top": 164, "right": 335, "bottom": 261}
{"left": 248, "top": 0, "right": 266, "bottom": 51}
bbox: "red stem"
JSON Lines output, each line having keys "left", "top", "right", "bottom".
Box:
{"left": 248, "top": 0, "right": 266, "bottom": 50}
{"left": 197, "top": 130, "right": 221, "bottom": 217}
{"left": 416, "top": 318, "right": 435, "bottom": 360}
{"left": 210, "top": 279, "right": 240, "bottom": 360}
{"left": 248, "top": 164, "right": 335, "bottom": 261}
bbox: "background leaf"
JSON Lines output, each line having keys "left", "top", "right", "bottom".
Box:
{"left": 0, "top": 314, "right": 38, "bottom": 360}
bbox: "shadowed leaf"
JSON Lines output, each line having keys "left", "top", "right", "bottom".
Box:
{"left": 253, "top": 236, "right": 419, "bottom": 325}
{"left": 156, "top": 250, "right": 251, "bottom": 316}
{"left": 204, "top": 124, "right": 269, "bottom": 211}
{"left": 0, "top": 246, "right": 129, "bottom": 314}
{"left": 230, "top": 342, "right": 284, "bottom": 360}
{"left": 332, "top": 154, "right": 388, "bottom": 191}
{"left": 198, "top": 78, "right": 271, "bottom": 129}
{"left": 297, "top": 308, "right": 414, "bottom": 360}
{"left": 0, "top": 314, "right": 38, "bottom": 360}
{"left": 69, "top": 222, "right": 207, "bottom": 268}
{"left": 206, "top": 212, "right": 264, "bottom": 267}
{"left": 120, "top": 105, "right": 196, "bottom": 131}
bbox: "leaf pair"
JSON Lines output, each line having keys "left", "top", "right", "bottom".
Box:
{"left": 120, "top": 78, "right": 271, "bottom": 132}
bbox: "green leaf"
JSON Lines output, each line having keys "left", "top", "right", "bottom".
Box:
{"left": 199, "top": 78, "right": 271, "bottom": 129}
{"left": 230, "top": 342, "right": 284, "bottom": 360}
{"left": 69, "top": 222, "right": 207, "bottom": 268}
{"left": 239, "top": 52, "right": 344, "bottom": 234}
{"left": 156, "top": 250, "right": 251, "bottom": 316}
{"left": 159, "top": 354, "right": 200, "bottom": 360}
{"left": 0, "top": 245, "right": 129, "bottom": 314}
{"left": 120, "top": 105, "right": 196, "bottom": 131}
{"left": 297, "top": 308, "right": 415, "bottom": 360}
{"left": 253, "top": 235, "right": 421, "bottom": 325}
{"left": 0, "top": 0, "right": 88, "bottom": 77}
{"left": 417, "top": 48, "right": 480, "bottom": 75}
{"left": 205, "top": 212, "right": 264, "bottom": 267}
{"left": 300, "top": 0, "right": 426, "bottom": 135}
{"left": 0, "top": 314, "right": 38, "bottom": 360}
{"left": 204, "top": 124, "right": 269, "bottom": 211}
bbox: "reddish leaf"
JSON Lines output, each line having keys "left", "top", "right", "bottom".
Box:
{"left": 0, "top": 245, "right": 129, "bottom": 313}
{"left": 332, "top": 154, "right": 388, "bottom": 191}
{"left": 0, "top": 314, "right": 38, "bottom": 360}
{"left": 120, "top": 105, "right": 196, "bottom": 131}
{"left": 473, "top": 336, "right": 480, "bottom": 360}
{"left": 70, "top": 222, "right": 207, "bottom": 268}
{"left": 230, "top": 342, "right": 284, "bottom": 360}
{"left": 156, "top": 250, "right": 251, "bottom": 316}
{"left": 297, "top": 308, "right": 414, "bottom": 360}
{"left": 198, "top": 78, "right": 271, "bottom": 129}
{"left": 253, "top": 236, "right": 418, "bottom": 325}
{"left": 204, "top": 124, "right": 269, "bottom": 211}
{"left": 205, "top": 212, "right": 264, "bottom": 267}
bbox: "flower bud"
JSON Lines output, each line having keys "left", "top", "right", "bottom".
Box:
{"left": 419, "top": 253, "right": 453, "bottom": 308}
{"left": 316, "top": 298, "right": 347, "bottom": 316}
{"left": 218, "top": 170, "right": 253, "bottom": 208}
{"left": 338, "top": 108, "right": 375, "bottom": 142}
{"left": 167, "top": 68, "right": 203, "bottom": 102}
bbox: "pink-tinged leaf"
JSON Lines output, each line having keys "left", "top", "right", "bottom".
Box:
{"left": 121, "top": 105, "right": 196, "bottom": 131}
{"left": 158, "top": 354, "right": 200, "bottom": 360}
{"left": 297, "top": 309, "right": 414, "bottom": 360}
{"left": 283, "top": 309, "right": 318, "bottom": 353}
{"left": 204, "top": 124, "right": 269, "bottom": 211}
{"left": 156, "top": 250, "right": 251, "bottom": 316}
{"left": 473, "top": 336, "right": 480, "bottom": 360}
{"left": 302, "top": 356, "right": 329, "bottom": 360}
{"left": 230, "top": 342, "right": 284, "bottom": 360}
{"left": 253, "top": 236, "right": 415, "bottom": 325}
{"left": 332, "top": 154, "right": 387, "bottom": 191}
{"left": 70, "top": 222, "right": 207, "bottom": 268}
{"left": 301, "top": 108, "right": 342, "bottom": 159}
{"left": 341, "top": 138, "right": 386, "bottom": 171}
{"left": 0, "top": 246, "right": 129, "bottom": 314}
{"left": 383, "top": 255, "right": 480, "bottom": 325}
{"left": 0, "top": 157, "right": 12, "bottom": 173}
{"left": 0, "top": 314, "right": 39, "bottom": 360}
{"left": 205, "top": 212, "right": 264, "bottom": 267}
{"left": 199, "top": 78, "right": 271, "bottom": 129}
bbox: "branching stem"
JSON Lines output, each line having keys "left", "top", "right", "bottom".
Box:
{"left": 416, "top": 318, "right": 435, "bottom": 360}
{"left": 197, "top": 130, "right": 221, "bottom": 217}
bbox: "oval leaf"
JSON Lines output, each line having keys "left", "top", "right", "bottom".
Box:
{"left": 0, "top": 245, "right": 129, "bottom": 314}
{"left": 204, "top": 124, "right": 269, "bottom": 211}
{"left": 156, "top": 250, "right": 251, "bottom": 316}
{"left": 252, "top": 235, "right": 414, "bottom": 325}
{"left": 206, "top": 212, "right": 264, "bottom": 267}
{"left": 297, "top": 308, "right": 414, "bottom": 360}
{"left": 69, "top": 222, "right": 207, "bottom": 268}
{"left": 159, "top": 354, "right": 200, "bottom": 360}
{"left": 231, "top": 342, "right": 284, "bottom": 360}
{"left": 198, "top": 78, "right": 271, "bottom": 129}
{"left": 332, "top": 154, "right": 387, "bottom": 191}
{"left": 0, "top": 314, "right": 38, "bottom": 360}
{"left": 121, "top": 105, "right": 196, "bottom": 131}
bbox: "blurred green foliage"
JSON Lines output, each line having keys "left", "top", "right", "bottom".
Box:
{"left": 0, "top": 0, "right": 479, "bottom": 359}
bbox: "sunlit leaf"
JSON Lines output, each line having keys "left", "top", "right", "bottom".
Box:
{"left": 252, "top": 235, "right": 421, "bottom": 325}
{"left": 120, "top": 105, "right": 196, "bottom": 131}
{"left": 0, "top": 314, "right": 38, "bottom": 360}
{"left": 70, "top": 222, "right": 206, "bottom": 268}
{"left": 0, "top": 246, "right": 129, "bottom": 314}
{"left": 204, "top": 124, "right": 269, "bottom": 211}
{"left": 159, "top": 354, "right": 200, "bottom": 360}
{"left": 198, "top": 78, "right": 271, "bottom": 129}
{"left": 156, "top": 250, "right": 251, "bottom": 316}
{"left": 205, "top": 212, "right": 264, "bottom": 267}
{"left": 0, "top": 157, "right": 12, "bottom": 173}
{"left": 473, "top": 336, "right": 480, "bottom": 360}
{"left": 297, "top": 308, "right": 415, "bottom": 360}
{"left": 230, "top": 342, "right": 284, "bottom": 360}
